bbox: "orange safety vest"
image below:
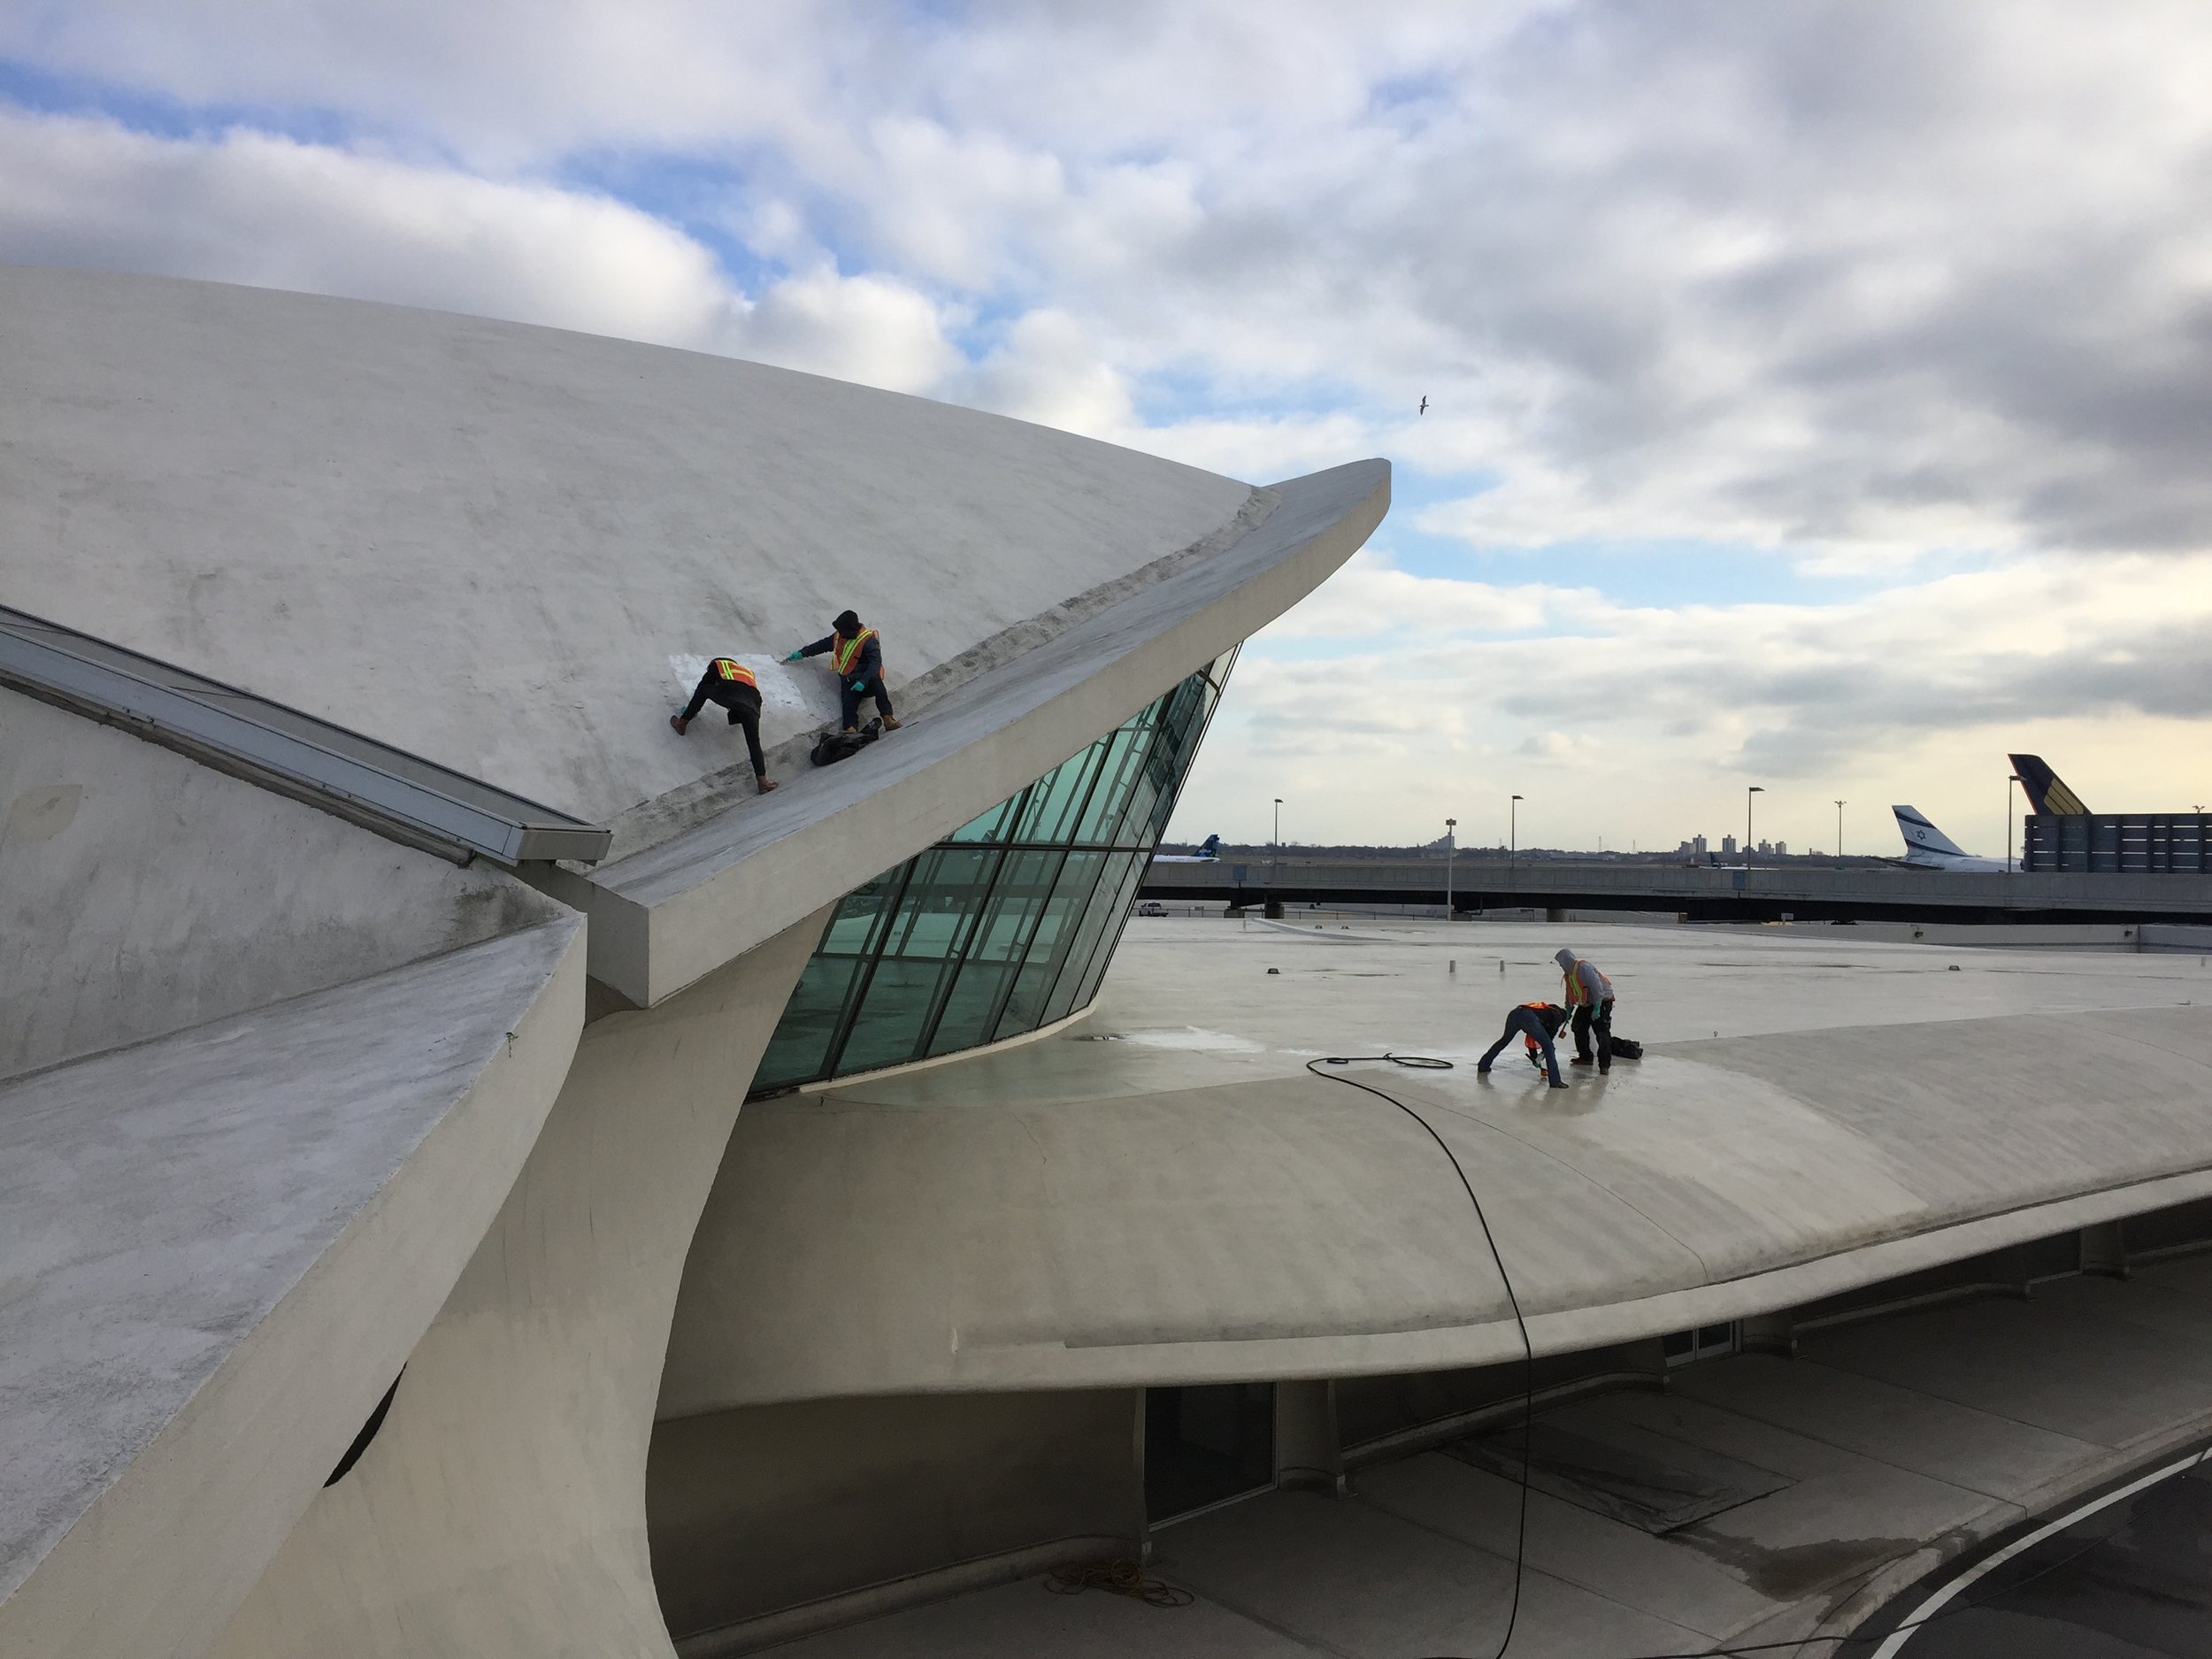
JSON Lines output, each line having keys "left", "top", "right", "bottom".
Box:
{"left": 830, "top": 628, "right": 879, "bottom": 678}
{"left": 711, "top": 658, "right": 758, "bottom": 690}
{"left": 1520, "top": 1001, "right": 1556, "bottom": 1050}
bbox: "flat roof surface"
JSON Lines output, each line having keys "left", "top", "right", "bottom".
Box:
{"left": 667, "top": 918, "right": 2212, "bottom": 1407}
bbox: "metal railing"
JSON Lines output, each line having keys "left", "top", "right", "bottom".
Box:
{"left": 0, "top": 604, "right": 610, "bottom": 865}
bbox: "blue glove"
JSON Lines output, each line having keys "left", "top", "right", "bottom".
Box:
{"left": 783, "top": 649, "right": 805, "bottom": 663}
{"left": 851, "top": 680, "right": 866, "bottom": 692}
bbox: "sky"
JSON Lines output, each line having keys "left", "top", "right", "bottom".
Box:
{"left": 4, "top": 2, "right": 2210, "bottom": 857}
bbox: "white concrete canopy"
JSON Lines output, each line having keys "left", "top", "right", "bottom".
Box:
{"left": 0, "top": 262, "right": 1257, "bottom": 835}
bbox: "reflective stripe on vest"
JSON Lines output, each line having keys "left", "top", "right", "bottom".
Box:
{"left": 712, "top": 658, "right": 758, "bottom": 690}
{"left": 1563, "top": 964, "right": 1610, "bottom": 1005}
{"left": 830, "top": 628, "right": 879, "bottom": 677}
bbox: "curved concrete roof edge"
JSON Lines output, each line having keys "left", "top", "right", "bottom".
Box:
{"left": 574, "top": 457, "right": 1390, "bottom": 1007}
{"left": 673, "top": 1158, "right": 2212, "bottom": 1409}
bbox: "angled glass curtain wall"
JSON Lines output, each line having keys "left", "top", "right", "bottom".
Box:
{"left": 749, "top": 649, "right": 1235, "bottom": 1094}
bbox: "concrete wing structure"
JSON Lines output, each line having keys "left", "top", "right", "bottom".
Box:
{"left": 0, "top": 263, "right": 1386, "bottom": 1658}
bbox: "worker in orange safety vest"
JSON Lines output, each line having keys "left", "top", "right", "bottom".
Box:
{"left": 670, "top": 657, "right": 779, "bottom": 793}
{"left": 1555, "top": 948, "right": 1616, "bottom": 1072}
{"left": 787, "top": 610, "right": 902, "bottom": 735}
{"left": 1476, "top": 1001, "right": 1571, "bottom": 1088}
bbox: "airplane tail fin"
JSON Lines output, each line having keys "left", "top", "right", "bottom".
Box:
{"left": 2009, "top": 754, "right": 2089, "bottom": 817}
{"left": 1893, "top": 805, "right": 1967, "bottom": 857}
{"left": 1198, "top": 833, "right": 1221, "bottom": 857}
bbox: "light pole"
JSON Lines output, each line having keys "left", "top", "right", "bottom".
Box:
{"left": 1747, "top": 786, "right": 1764, "bottom": 857}
{"left": 1444, "top": 817, "right": 1457, "bottom": 921}
{"left": 1509, "top": 795, "right": 1524, "bottom": 873}
{"left": 2008, "top": 774, "right": 2022, "bottom": 874}
{"left": 1834, "top": 800, "right": 1846, "bottom": 865}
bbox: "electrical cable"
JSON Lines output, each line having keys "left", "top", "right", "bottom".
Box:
{"left": 1303, "top": 1053, "right": 1535, "bottom": 1659}
{"left": 1044, "top": 1557, "right": 1195, "bottom": 1607}
{"left": 1301, "top": 1071, "right": 2203, "bottom": 1655}
{"left": 1300, "top": 1053, "right": 2115, "bottom": 1659}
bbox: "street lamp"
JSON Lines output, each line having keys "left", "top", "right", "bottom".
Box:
{"left": 1834, "top": 800, "right": 1846, "bottom": 865}
{"left": 1444, "top": 817, "right": 1457, "bottom": 921}
{"left": 1272, "top": 797, "right": 1283, "bottom": 850}
{"left": 1747, "top": 786, "right": 1764, "bottom": 856}
{"left": 1509, "top": 795, "right": 1524, "bottom": 872}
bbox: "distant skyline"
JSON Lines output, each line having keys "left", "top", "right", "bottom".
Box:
{"left": 3, "top": 3, "right": 2208, "bottom": 858}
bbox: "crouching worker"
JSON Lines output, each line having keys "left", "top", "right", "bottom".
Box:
{"left": 787, "top": 610, "right": 901, "bottom": 735}
{"left": 671, "top": 657, "right": 779, "bottom": 794}
{"left": 1477, "top": 1001, "right": 1571, "bottom": 1088}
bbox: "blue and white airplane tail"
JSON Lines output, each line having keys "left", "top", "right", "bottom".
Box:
{"left": 1152, "top": 833, "right": 1221, "bottom": 864}
{"left": 1891, "top": 806, "right": 2006, "bottom": 872}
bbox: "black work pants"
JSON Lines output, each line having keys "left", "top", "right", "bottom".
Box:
{"left": 839, "top": 672, "right": 895, "bottom": 729}
{"left": 1479, "top": 1007, "right": 1562, "bottom": 1085}
{"left": 680, "top": 673, "right": 766, "bottom": 775}
{"left": 1571, "top": 998, "right": 1615, "bottom": 1068}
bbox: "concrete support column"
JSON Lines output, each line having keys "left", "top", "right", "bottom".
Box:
{"left": 1740, "top": 1310, "right": 1798, "bottom": 1358}
{"left": 208, "top": 907, "right": 832, "bottom": 1659}
{"left": 1274, "top": 1379, "right": 1346, "bottom": 1497}
{"left": 2082, "top": 1219, "right": 2131, "bottom": 1279}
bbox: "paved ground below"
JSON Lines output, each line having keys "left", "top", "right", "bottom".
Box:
{"left": 761, "top": 1256, "right": 2212, "bottom": 1657}
{"left": 1869, "top": 1443, "right": 2212, "bottom": 1656}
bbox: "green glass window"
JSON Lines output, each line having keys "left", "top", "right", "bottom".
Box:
{"left": 748, "top": 649, "right": 1236, "bottom": 1094}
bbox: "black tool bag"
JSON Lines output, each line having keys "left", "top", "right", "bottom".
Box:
{"left": 809, "top": 718, "right": 882, "bottom": 767}
{"left": 1609, "top": 1035, "right": 1644, "bottom": 1061}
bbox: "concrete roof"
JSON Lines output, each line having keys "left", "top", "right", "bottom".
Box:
{"left": 572, "top": 459, "right": 1388, "bottom": 1004}
{"left": 662, "top": 918, "right": 2212, "bottom": 1410}
{"left": 0, "top": 917, "right": 583, "bottom": 1654}
{"left": 0, "top": 263, "right": 1254, "bottom": 830}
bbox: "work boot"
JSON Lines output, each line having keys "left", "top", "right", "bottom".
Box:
{"left": 882, "top": 714, "right": 902, "bottom": 730}
{"left": 669, "top": 714, "right": 689, "bottom": 735}
{"left": 757, "top": 775, "right": 779, "bottom": 795}
{"left": 1570, "top": 1056, "right": 1594, "bottom": 1066}
{"left": 1548, "top": 1079, "right": 1570, "bottom": 1089}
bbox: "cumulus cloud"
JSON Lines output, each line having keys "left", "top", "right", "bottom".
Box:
{"left": 4, "top": 1, "right": 2211, "bottom": 847}
{"left": 0, "top": 106, "right": 962, "bottom": 395}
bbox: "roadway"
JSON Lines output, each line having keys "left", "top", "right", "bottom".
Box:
{"left": 1141, "top": 856, "right": 2212, "bottom": 925}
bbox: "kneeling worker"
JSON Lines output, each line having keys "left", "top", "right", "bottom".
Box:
{"left": 670, "top": 657, "right": 779, "bottom": 793}
{"left": 1555, "top": 947, "right": 1616, "bottom": 1071}
{"left": 1477, "top": 1002, "right": 1571, "bottom": 1087}
{"left": 787, "top": 611, "right": 901, "bottom": 735}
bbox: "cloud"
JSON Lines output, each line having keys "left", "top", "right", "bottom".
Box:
{"left": 0, "top": 105, "right": 961, "bottom": 395}
{"left": 5, "top": 1, "right": 2212, "bottom": 853}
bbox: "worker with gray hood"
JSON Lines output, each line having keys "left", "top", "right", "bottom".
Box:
{"left": 1555, "top": 947, "right": 1616, "bottom": 1072}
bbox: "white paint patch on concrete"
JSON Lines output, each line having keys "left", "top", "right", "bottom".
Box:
{"left": 1107, "top": 1026, "right": 1267, "bottom": 1053}
{"left": 666, "top": 653, "right": 833, "bottom": 722}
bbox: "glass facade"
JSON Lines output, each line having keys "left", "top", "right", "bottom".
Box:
{"left": 749, "top": 650, "right": 1235, "bottom": 1094}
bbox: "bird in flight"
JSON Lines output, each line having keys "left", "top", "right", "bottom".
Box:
{"left": 1418, "top": 396, "right": 1428, "bottom": 415}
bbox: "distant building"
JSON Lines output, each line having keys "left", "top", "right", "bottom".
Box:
{"left": 1773, "top": 840, "right": 1787, "bottom": 856}
{"left": 1721, "top": 834, "right": 1739, "bottom": 856}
